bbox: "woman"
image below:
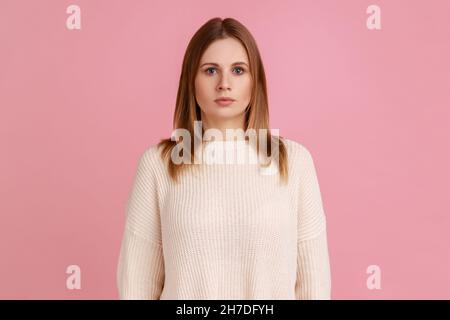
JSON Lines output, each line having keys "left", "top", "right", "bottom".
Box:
{"left": 117, "top": 17, "right": 331, "bottom": 300}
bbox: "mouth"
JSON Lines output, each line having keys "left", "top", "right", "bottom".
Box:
{"left": 214, "top": 97, "right": 235, "bottom": 106}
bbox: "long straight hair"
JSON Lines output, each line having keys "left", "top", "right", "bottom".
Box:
{"left": 157, "top": 17, "right": 288, "bottom": 184}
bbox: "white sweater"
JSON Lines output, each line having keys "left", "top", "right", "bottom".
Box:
{"left": 116, "top": 138, "right": 331, "bottom": 299}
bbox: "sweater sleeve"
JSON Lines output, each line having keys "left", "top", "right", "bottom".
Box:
{"left": 294, "top": 145, "right": 331, "bottom": 300}
{"left": 116, "top": 147, "right": 165, "bottom": 300}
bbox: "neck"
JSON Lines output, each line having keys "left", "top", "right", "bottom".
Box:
{"left": 200, "top": 115, "right": 246, "bottom": 141}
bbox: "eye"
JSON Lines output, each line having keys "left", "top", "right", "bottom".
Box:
{"left": 205, "top": 67, "right": 217, "bottom": 75}
{"left": 233, "top": 67, "right": 245, "bottom": 75}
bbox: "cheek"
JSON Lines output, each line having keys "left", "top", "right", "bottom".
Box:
{"left": 241, "top": 77, "right": 253, "bottom": 98}
{"left": 195, "top": 77, "right": 211, "bottom": 99}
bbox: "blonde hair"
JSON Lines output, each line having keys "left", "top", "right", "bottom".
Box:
{"left": 157, "top": 17, "right": 288, "bottom": 184}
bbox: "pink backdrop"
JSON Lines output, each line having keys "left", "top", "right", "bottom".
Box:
{"left": 1, "top": 0, "right": 449, "bottom": 299}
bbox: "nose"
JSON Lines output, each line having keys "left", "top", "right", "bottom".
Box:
{"left": 217, "top": 75, "right": 231, "bottom": 91}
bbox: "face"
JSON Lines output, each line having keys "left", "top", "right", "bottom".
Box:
{"left": 194, "top": 37, "right": 252, "bottom": 134}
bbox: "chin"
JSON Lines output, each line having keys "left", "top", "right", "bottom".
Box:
{"left": 212, "top": 110, "right": 244, "bottom": 118}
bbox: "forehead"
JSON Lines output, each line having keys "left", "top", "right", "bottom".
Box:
{"left": 199, "top": 38, "right": 249, "bottom": 65}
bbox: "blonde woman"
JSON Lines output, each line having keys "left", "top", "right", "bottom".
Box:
{"left": 117, "top": 17, "right": 331, "bottom": 300}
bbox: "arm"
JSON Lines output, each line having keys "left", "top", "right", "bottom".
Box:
{"left": 116, "top": 148, "right": 165, "bottom": 299}
{"left": 294, "top": 146, "right": 331, "bottom": 300}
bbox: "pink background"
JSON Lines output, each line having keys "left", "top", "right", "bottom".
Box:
{"left": 1, "top": 0, "right": 449, "bottom": 299}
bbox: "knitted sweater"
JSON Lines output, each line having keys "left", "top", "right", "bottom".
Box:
{"left": 116, "top": 137, "right": 331, "bottom": 300}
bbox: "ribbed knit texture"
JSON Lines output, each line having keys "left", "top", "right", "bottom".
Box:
{"left": 116, "top": 138, "right": 331, "bottom": 300}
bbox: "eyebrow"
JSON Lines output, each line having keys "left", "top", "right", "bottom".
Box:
{"left": 200, "top": 62, "right": 249, "bottom": 68}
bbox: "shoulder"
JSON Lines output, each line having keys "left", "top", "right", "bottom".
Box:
{"left": 280, "top": 137, "right": 314, "bottom": 163}
{"left": 135, "top": 143, "right": 165, "bottom": 175}
{"left": 141, "top": 143, "right": 163, "bottom": 161}
{"left": 280, "top": 137, "right": 320, "bottom": 182}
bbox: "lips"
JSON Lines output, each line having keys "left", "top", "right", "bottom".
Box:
{"left": 214, "top": 97, "right": 235, "bottom": 102}
{"left": 214, "top": 97, "right": 235, "bottom": 107}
